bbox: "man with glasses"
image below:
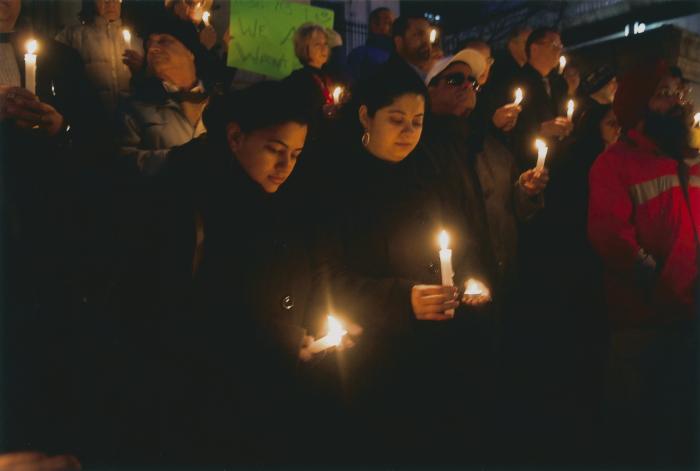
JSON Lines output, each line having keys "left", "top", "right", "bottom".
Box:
{"left": 588, "top": 60, "right": 698, "bottom": 469}
{"left": 510, "top": 27, "right": 572, "bottom": 169}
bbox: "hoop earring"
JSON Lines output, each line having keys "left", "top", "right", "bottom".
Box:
{"left": 361, "top": 131, "right": 370, "bottom": 147}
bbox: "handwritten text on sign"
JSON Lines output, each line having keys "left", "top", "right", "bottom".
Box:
{"left": 228, "top": 0, "right": 334, "bottom": 79}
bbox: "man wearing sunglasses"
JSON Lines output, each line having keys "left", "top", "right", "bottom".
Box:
{"left": 425, "top": 47, "right": 549, "bottom": 322}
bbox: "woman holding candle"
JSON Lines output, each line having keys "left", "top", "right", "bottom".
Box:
{"left": 56, "top": 0, "right": 144, "bottom": 115}
{"left": 315, "top": 64, "right": 495, "bottom": 463}
{"left": 154, "top": 80, "right": 357, "bottom": 464}
{"left": 286, "top": 23, "right": 348, "bottom": 119}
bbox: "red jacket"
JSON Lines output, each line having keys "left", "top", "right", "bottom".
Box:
{"left": 588, "top": 129, "right": 699, "bottom": 326}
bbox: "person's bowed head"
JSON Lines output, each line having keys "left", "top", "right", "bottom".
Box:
{"left": 203, "top": 80, "right": 315, "bottom": 194}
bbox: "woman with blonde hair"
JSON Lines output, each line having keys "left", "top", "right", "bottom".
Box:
{"left": 286, "top": 22, "right": 336, "bottom": 111}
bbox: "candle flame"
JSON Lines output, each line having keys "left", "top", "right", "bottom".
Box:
{"left": 465, "top": 279, "right": 483, "bottom": 296}
{"left": 567, "top": 99, "right": 575, "bottom": 118}
{"left": 332, "top": 86, "right": 343, "bottom": 104}
{"left": 439, "top": 230, "right": 449, "bottom": 250}
{"left": 535, "top": 138, "right": 545, "bottom": 151}
{"left": 694, "top": 112, "right": 700, "bottom": 128}
{"left": 326, "top": 315, "right": 347, "bottom": 346}
{"left": 514, "top": 87, "right": 523, "bottom": 105}
{"left": 25, "top": 39, "right": 38, "bottom": 55}
{"left": 202, "top": 11, "right": 211, "bottom": 26}
{"left": 559, "top": 55, "right": 566, "bottom": 70}
{"left": 430, "top": 28, "right": 438, "bottom": 44}
{"left": 122, "top": 29, "right": 131, "bottom": 43}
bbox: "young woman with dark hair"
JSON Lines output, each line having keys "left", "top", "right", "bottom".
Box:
{"left": 155, "top": 80, "right": 359, "bottom": 465}
{"left": 314, "top": 64, "right": 495, "bottom": 464}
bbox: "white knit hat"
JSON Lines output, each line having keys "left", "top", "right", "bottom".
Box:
{"left": 424, "top": 48, "right": 486, "bottom": 86}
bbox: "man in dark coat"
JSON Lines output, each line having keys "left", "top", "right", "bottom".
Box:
{"left": 347, "top": 7, "right": 394, "bottom": 82}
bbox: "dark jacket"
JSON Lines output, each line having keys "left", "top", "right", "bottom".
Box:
{"left": 509, "top": 63, "right": 568, "bottom": 171}
{"left": 156, "top": 136, "right": 325, "bottom": 464}
{"left": 347, "top": 33, "right": 393, "bottom": 82}
{"left": 315, "top": 136, "right": 497, "bottom": 462}
{"left": 473, "top": 132, "right": 543, "bottom": 292}
{"left": 0, "top": 33, "right": 115, "bottom": 458}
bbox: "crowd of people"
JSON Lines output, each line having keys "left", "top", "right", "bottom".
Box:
{"left": 0, "top": 0, "right": 698, "bottom": 469}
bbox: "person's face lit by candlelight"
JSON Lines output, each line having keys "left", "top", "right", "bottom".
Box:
{"left": 359, "top": 93, "right": 425, "bottom": 163}
{"left": 428, "top": 62, "right": 477, "bottom": 117}
{"left": 146, "top": 33, "right": 197, "bottom": 88}
{"left": 227, "top": 121, "right": 307, "bottom": 193}
{"left": 394, "top": 18, "right": 432, "bottom": 66}
{"left": 95, "top": 0, "right": 121, "bottom": 22}
{"left": 529, "top": 31, "right": 563, "bottom": 75}
{"left": 600, "top": 108, "right": 621, "bottom": 148}
{"left": 307, "top": 29, "right": 329, "bottom": 69}
{"left": 0, "top": 0, "right": 21, "bottom": 31}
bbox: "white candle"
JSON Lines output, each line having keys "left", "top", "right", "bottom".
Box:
{"left": 24, "top": 39, "right": 37, "bottom": 95}
{"left": 566, "top": 99, "right": 575, "bottom": 121}
{"left": 438, "top": 230, "right": 454, "bottom": 317}
{"left": 694, "top": 112, "right": 700, "bottom": 128}
{"left": 559, "top": 55, "right": 566, "bottom": 74}
{"left": 535, "top": 138, "right": 548, "bottom": 171}
{"left": 308, "top": 315, "right": 347, "bottom": 354}
{"left": 122, "top": 28, "right": 131, "bottom": 49}
{"left": 332, "top": 86, "right": 343, "bottom": 105}
{"left": 202, "top": 11, "right": 211, "bottom": 27}
{"left": 430, "top": 28, "right": 438, "bottom": 44}
{"left": 513, "top": 87, "right": 523, "bottom": 106}
{"left": 464, "top": 278, "right": 483, "bottom": 296}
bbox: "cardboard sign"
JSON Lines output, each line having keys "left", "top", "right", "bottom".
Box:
{"left": 227, "top": 0, "right": 335, "bottom": 79}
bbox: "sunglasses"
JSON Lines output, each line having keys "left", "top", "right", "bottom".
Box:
{"left": 442, "top": 73, "right": 480, "bottom": 91}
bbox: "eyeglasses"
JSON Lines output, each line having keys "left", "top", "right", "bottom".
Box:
{"left": 442, "top": 73, "right": 480, "bottom": 92}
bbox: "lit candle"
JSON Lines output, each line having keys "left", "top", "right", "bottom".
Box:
{"left": 694, "top": 112, "right": 700, "bottom": 128}
{"left": 202, "top": 11, "right": 211, "bottom": 27}
{"left": 309, "top": 315, "right": 347, "bottom": 354}
{"left": 430, "top": 28, "right": 438, "bottom": 44}
{"left": 24, "top": 39, "right": 37, "bottom": 95}
{"left": 513, "top": 87, "right": 523, "bottom": 106}
{"left": 438, "top": 230, "right": 455, "bottom": 317}
{"left": 566, "top": 99, "right": 575, "bottom": 121}
{"left": 122, "top": 28, "right": 131, "bottom": 49}
{"left": 535, "top": 138, "right": 548, "bottom": 171}
{"left": 559, "top": 55, "right": 566, "bottom": 74}
{"left": 332, "top": 86, "right": 343, "bottom": 105}
{"left": 464, "top": 278, "right": 483, "bottom": 296}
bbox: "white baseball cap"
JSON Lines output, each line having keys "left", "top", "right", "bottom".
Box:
{"left": 424, "top": 48, "right": 486, "bottom": 86}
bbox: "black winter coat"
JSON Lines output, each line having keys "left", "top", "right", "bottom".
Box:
{"left": 156, "top": 136, "right": 327, "bottom": 464}
{"left": 315, "top": 139, "right": 497, "bottom": 463}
